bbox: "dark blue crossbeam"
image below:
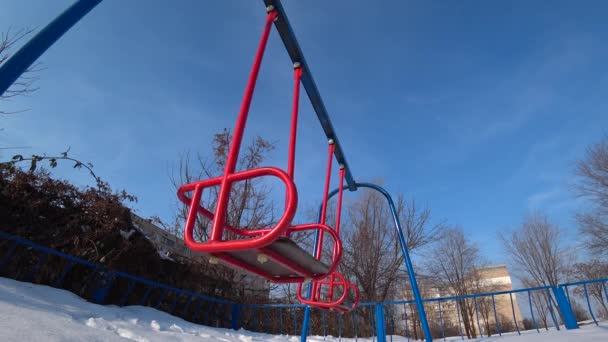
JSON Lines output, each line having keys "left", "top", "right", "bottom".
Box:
{"left": 263, "top": 0, "right": 356, "bottom": 191}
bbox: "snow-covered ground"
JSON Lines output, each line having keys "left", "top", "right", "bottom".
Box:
{"left": 0, "top": 277, "right": 606, "bottom": 342}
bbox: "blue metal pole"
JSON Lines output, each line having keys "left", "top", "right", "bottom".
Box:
{"left": 338, "top": 313, "right": 343, "bottom": 340}
{"left": 527, "top": 291, "right": 539, "bottom": 333}
{"left": 140, "top": 286, "right": 152, "bottom": 306}
{"left": 231, "top": 304, "right": 241, "bottom": 330}
{"left": 403, "top": 303, "right": 410, "bottom": 341}
{"left": 302, "top": 182, "right": 432, "bottom": 341}
{"left": 118, "top": 280, "right": 136, "bottom": 306}
{"left": 473, "top": 296, "right": 482, "bottom": 337}
{"left": 322, "top": 310, "right": 326, "bottom": 339}
{"left": 294, "top": 308, "right": 298, "bottom": 336}
{"left": 192, "top": 300, "right": 205, "bottom": 322}
{"left": 455, "top": 300, "right": 464, "bottom": 340}
{"left": 509, "top": 293, "right": 521, "bottom": 335}
{"left": 492, "top": 294, "right": 501, "bottom": 336}
{"left": 353, "top": 309, "right": 358, "bottom": 342}
{"left": 279, "top": 307, "right": 284, "bottom": 335}
{"left": 181, "top": 295, "right": 193, "bottom": 317}
{"left": 387, "top": 305, "right": 394, "bottom": 342}
{"left": 553, "top": 286, "right": 579, "bottom": 330}
{"left": 356, "top": 183, "right": 433, "bottom": 342}
{"left": 438, "top": 301, "right": 445, "bottom": 341}
{"left": 169, "top": 292, "right": 181, "bottom": 314}
{"left": 603, "top": 282, "right": 608, "bottom": 308}
{"left": 375, "top": 304, "right": 387, "bottom": 342}
{"left": 0, "top": 0, "right": 103, "bottom": 96}
{"left": 546, "top": 288, "right": 560, "bottom": 331}
{"left": 263, "top": 0, "right": 356, "bottom": 190}
{"left": 583, "top": 284, "right": 598, "bottom": 326}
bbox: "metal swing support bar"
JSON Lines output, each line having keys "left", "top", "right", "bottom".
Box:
{"left": 0, "top": 0, "right": 103, "bottom": 95}
{"left": 300, "top": 182, "right": 433, "bottom": 342}
{"left": 263, "top": 0, "right": 356, "bottom": 191}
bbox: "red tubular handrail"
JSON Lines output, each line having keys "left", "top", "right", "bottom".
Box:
{"left": 211, "top": 10, "right": 278, "bottom": 243}
{"left": 288, "top": 65, "right": 302, "bottom": 180}
{"left": 178, "top": 166, "right": 297, "bottom": 252}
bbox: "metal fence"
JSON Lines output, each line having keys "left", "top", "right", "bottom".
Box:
{"left": 0, "top": 230, "right": 605, "bottom": 341}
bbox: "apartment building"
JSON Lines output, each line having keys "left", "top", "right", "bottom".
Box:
{"left": 397, "top": 264, "right": 524, "bottom": 338}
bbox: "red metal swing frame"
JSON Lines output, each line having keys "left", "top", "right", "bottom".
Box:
{"left": 177, "top": 9, "right": 344, "bottom": 284}
{"left": 296, "top": 167, "right": 360, "bottom": 312}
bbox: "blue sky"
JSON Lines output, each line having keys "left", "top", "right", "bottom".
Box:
{"left": 1, "top": 0, "right": 607, "bottom": 270}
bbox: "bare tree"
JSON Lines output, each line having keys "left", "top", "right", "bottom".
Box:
{"left": 340, "top": 189, "right": 442, "bottom": 303}
{"left": 575, "top": 136, "right": 608, "bottom": 258}
{"left": 1, "top": 28, "right": 41, "bottom": 115}
{"left": 427, "top": 226, "right": 481, "bottom": 338}
{"left": 568, "top": 260, "right": 608, "bottom": 319}
{"left": 500, "top": 212, "right": 569, "bottom": 322}
{"left": 500, "top": 212, "right": 567, "bottom": 288}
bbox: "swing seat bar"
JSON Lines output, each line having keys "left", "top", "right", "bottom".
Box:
{"left": 177, "top": 170, "right": 343, "bottom": 283}
{"left": 297, "top": 271, "right": 360, "bottom": 312}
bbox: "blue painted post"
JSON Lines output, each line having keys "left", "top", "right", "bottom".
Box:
{"left": 192, "top": 300, "right": 205, "bottom": 322}
{"left": 252, "top": 306, "right": 257, "bottom": 331}
{"left": 118, "top": 280, "right": 136, "bottom": 306}
{"left": 437, "top": 301, "right": 445, "bottom": 341}
{"left": 387, "top": 305, "right": 394, "bottom": 342}
{"left": 455, "top": 300, "right": 464, "bottom": 340}
{"left": 603, "top": 282, "right": 608, "bottom": 307}
{"left": 279, "top": 307, "right": 284, "bottom": 335}
{"left": 527, "top": 291, "right": 539, "bottom": 333}
{"left": 140, "top": 286, "right": 152, "bottom": 306}
{"left": 509, "top": 293, "right": 521, "bottom": 335}
{"left": 322, "top": 310, "right": 326, "bottom": 339}
{"left": 302, "top": 183, "right": 433, "bottom": 342}
{"left": 352, "top": 309, "right": 358, "bottom": 342}
{"left": 92, "top": 271, "right": 115, "bottom": 304}
{"left": 0, "top": 0, "right": 103, "bottom": 95}
{"left": 25, "top": 252, "right": 48, "bottom": 282}
{"left": 473, "top": 296, "right": 482, "bottom": 337}
{"left": 546, "top": 289, "right": 560, "bottom": 331}
{"left": 294, "top": 308, "right": 298, "bottom": 336}
{"left": 403, "top": 304, "right": 410, "bottom": 342}
{"left": 265, "top": 307, "right": 271, "bottom": 333}
{"left": 369, "top": 307, "right": 376, "bottom": 342}
{"left": 375, "top": 304, "right": 387, "bottom": 342}
{"left": 583, "top": 284, "right": 598, "bottom": 326}
{"left": 553, "top": 286, "right": 579, "bottom": 330}
{"left": 231, "top": 304, "right": 241, "bottom": 330}
{"left": 155, "top": 289, "right": 168, "bottom": 308}
{"left": 338, "top": 313, "right": 343, "bottom": 340}
{"left": 54, "top": 260, "right": 74, "bottom": 288}
{"left": 169, "top": 293, "right": 181, "bottom": 314}
{"left": 180, "top": 295, "right": 193, "bottom": 317}
{"left": 492, "top": 294, "right": 501, "bottom": 336}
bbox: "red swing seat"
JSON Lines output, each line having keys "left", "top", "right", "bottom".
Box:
{"left": 176, "top": 8, "right": 343, "bottom": 284}
{"left": 177, "top": 170, "right": 343, "bottom": 283}
{"left": 297, "top": 271, "right": 360, "bottom": 313}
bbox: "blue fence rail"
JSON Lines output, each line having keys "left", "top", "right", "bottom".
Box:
{"left": 0, "top": 230, "right": 606, "bottom": 341}
{"left": 0, "top": 230, "right": 238, "bottom": 329}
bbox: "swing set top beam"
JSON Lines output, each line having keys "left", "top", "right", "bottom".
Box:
{"left": 263, "top": 0, "right": 357, "bottom": 191}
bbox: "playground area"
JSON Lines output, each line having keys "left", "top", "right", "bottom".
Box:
{"left": 1, "top": 1, "right": 608, "bottom": 341}
{"left": 1, "top": 277, "right": 607, "bottom": 342}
